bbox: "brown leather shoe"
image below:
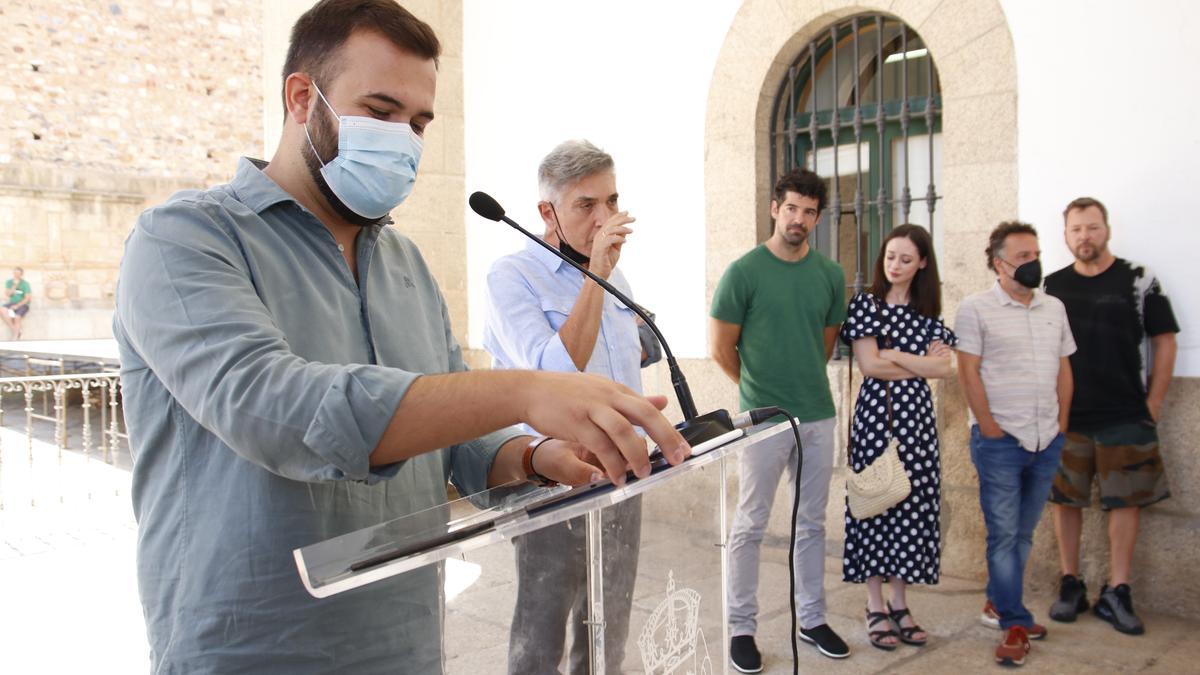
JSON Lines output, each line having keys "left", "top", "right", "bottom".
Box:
{"left": 1027, "top": 621, "right": 1047, "bottom": 640}
{"left": 995, "top": 626, "right": 1030, "bottom": 667}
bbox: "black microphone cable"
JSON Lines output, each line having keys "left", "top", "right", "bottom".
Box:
{"left": 733, "top": 406, "right": 802, "bottom": 675}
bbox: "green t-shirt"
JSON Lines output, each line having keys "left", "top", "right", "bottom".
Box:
{"left": 710, "top": 244, "right": 847, "bottom": 421}
{"left": 5, "top": 279, "right": 30, "bottom": 305}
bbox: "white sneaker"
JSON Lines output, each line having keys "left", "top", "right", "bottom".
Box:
{"left": 981, "top": 600, "right": 1001, "bottom": 629}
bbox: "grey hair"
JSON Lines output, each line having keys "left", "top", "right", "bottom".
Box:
{"left": 537, "top": 139, "right": 614, "bottom": 204}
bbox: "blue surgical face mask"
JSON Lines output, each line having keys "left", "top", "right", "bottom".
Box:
{"left": 304, "top": 82, "right": 423, "bottom": 219}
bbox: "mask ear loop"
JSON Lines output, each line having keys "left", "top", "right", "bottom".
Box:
{"left": 310, "top": 80, "right": 338, "bottom": 117}
{"left": 303, "top": 80, "right": 340, "bottom": 168}
{"left": 547, "top": 201, "right": 573, "bottom": 250}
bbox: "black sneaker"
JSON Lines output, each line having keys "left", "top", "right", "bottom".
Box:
{"left": 1094, "top": 584, "right": 1145, "bottom": 635}
{"left": 1049, "top": 574, "right": 1089, "bottom": 622}
{"left": 729, "top": 635, "right": 763, "bottom": 673}
{"left": 798, "top": 623, "right": 850, "bottom": 659}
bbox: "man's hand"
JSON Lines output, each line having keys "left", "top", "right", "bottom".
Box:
{"left": 588, "top": 211, "right": 635, "bottom": 279}
{"left": 529, "top": 439, "right": 604, "bottom": 486}
{"left": 979, "top": 422, "right": 1006, "bottom": 439}
{"left": 521, "top": 371, "right": 688, "bottom": 485}
{"left": 1146, "top": 396, "right": 1162, "bottom": 423}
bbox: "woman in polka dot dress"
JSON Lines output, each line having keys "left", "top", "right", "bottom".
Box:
{"left": 840, "top": 225, "right": 957, "bottom": 651}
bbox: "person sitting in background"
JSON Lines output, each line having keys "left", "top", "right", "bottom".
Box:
{"left": 3, "top": 267, "right": 32, "bottom": 340}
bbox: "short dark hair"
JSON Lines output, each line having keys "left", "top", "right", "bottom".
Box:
{"left": 986, "top": 221, "right": 1038, "bottom": 272}
{"left": 281, "top": 0, "right": 441, "bottom": 117}
{"left": 869, "top": 224, "right": 942, "bottom": 319}
{"left": 773, "top": 168, "right": 827, "bottom": 213}
{"left": 1062, "top": 196, "right": 1108, "bottom": 226}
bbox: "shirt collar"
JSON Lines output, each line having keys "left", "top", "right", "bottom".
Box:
{"left": 230, "top": 157, "right": 297, "bottom": 214}
{"left": 990, "top": 279, "right": 1044, "bottom": 308}
{"left": 229, "top": 157, "right": 395, "bottom": 226}
{"left": 526, "top": 237, "right": 572, "bottom": 274}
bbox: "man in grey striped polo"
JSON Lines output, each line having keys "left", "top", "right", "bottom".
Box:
{"left": 955, "top": 221, "right": 1076, "bottom": 668}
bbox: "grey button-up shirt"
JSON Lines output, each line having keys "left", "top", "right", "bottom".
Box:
{"left": 955, "top": 281, "right": 1077, "bottom": 452}
{"left": 114, "top": 158, "right": 521, "bottom": 673}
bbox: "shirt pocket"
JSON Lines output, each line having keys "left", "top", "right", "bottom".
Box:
{"left": 540, "top": 297, "right": 573, "bottom": 332}
{"left": 609, "top": 302, "right": 640, "bottom": 348}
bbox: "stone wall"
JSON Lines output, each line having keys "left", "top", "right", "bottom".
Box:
{"left": 0, "top": 0, "right": 263, "bottom": 338}
{"left": 387, "top": 0, "right": 468, "bottom": 350}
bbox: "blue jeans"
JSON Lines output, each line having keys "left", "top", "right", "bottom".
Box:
{"left": 970, "top": 426, "right": 1064, "bottom": 629}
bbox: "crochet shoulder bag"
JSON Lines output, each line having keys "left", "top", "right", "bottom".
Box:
{"left": 845, "top": 296, "right": 912, "bottom": 519}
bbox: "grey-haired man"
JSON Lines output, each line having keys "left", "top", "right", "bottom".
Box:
{"left": 484, "top": 139, "right": 656, "bottom": 674}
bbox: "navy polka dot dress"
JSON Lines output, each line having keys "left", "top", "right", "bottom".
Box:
{"left": 839, "top": 292, "right": 957, "bottom": 584}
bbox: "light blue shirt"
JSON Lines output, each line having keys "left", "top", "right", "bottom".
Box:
{"left": 114, "top": 158, "right": 522, "bottom": 673}
{"left": 483, "top": 239, "right": 643, "bottom": 427}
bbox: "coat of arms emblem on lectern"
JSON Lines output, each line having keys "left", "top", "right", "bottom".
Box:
{"left": 637, "top": 571, "right": 712, "bottom": 675}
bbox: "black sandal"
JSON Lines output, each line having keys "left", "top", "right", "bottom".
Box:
{"left": 887, "top": 602, "right": 928, "bottom": 646}
{"left": 866, "top": 608, "right": 898, "bottom": 651}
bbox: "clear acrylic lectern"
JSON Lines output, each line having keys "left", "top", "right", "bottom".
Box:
{"left": 294, "top": 420, "right": 798, "bottom": 674}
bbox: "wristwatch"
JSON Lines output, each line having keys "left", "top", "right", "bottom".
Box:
{"left": 522, "top": 436, "right": 558, "bottom": 487}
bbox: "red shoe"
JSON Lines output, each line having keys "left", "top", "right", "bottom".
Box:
{"left": 995, "top": 625, "right": 1031, "bottom": 667}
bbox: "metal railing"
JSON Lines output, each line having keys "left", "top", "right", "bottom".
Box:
{"left": 0, "top": 372, "right": 126, "bottom": 460}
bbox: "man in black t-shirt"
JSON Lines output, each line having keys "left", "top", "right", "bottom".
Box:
{"left": 1043, "top": 197, "right": 1179, "bottom": 636}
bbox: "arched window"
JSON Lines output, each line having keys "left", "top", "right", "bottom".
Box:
{"left": 770, "top": 14, "right": 942, "bottom": 291}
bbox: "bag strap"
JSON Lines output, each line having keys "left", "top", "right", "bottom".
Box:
{"left": 846, "top": 322, "right": 855, "bottom": 455}
{"left": 847, "top": 294, "right": 894, "bottom": 455}
{"left": 870, "top": 295, "right": 895, "bottom": 437}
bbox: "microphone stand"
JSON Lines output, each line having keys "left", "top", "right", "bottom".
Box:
{"left": 470, "top": 192, "right": 735, "bottom": 447}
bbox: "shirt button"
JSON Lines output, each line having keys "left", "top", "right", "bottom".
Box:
{"left": 337, "top": 244, "right": 345, "bottom": 252}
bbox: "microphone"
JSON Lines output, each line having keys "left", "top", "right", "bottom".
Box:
{"left": 470, "top": 190, "right": 735, "bottom": 447}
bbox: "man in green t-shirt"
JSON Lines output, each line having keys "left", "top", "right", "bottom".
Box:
{"left": 711, "top": 168, "right": 849, "bottom": 669}
{"left": 3, "top": 267, "right": 32, "bottom": 340}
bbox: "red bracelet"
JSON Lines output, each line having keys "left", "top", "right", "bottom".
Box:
{"left": 521, "top": 436, "right": 558, "bottom": 487}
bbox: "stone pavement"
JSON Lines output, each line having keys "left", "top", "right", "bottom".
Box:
{"left": 3, "top": 421, "right": 1197, "bottom": 674}
{"left": 0, "top": 425, "right": 145, "bottom": 673}
{"left": 742, "top": 543, "right": 1200, "bottom": 674}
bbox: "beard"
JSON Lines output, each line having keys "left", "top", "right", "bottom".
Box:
{"left": 301, "top": 105, "right": 384, "bottom": 228}
{"left": 1072, "top": 241, "right": 1105, "bottom": 263}
{"left": 781, "top": 224, "right": 809, "bottom": 247}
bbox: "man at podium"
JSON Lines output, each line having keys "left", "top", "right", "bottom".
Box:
{"left": 112, "top": 3, "right": 687, "bottom": 672}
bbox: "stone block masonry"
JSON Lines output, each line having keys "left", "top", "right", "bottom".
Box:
{"left": 1, "top": 0, "right": 264, "bottom": 338}
{"left": 2, "top": 0, "right": 263, "bottom": 185}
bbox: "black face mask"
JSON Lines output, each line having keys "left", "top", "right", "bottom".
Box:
{"left": 548, "top": 203, "right": 590, "bottom": 266}
{"left": 1007, "top": 258, "right": 1042, "bottom": 289}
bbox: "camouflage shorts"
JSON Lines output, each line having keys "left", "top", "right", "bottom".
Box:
{"left": 1048, "top": 421, "right": 1170, "bottom": 510}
